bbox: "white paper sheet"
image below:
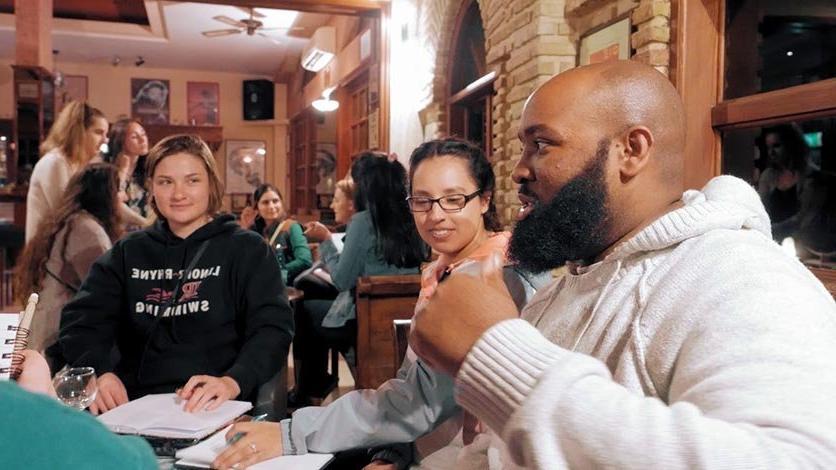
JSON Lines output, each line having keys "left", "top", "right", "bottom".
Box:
{"left": 0, "top": 312, "right": 19, "bottom": 381}
{"left": 97, "top": 393, "right": 252, "bottom": 439}
{"left": 176, "top": 425, "right": 333, "bottom": 469}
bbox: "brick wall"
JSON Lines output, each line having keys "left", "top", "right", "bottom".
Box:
{"left": 416, "top": 0, "right": 672, "bottom": 226}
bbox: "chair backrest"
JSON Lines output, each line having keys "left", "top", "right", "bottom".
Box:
{"left": 392, "top": 319, "right": 412, "bottom": 372}
{"left": 354, "top": 274, "right": 421, "bottom": 389}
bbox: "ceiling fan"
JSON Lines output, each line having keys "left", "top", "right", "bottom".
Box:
{"left": 201, "top": 7, "right": 302, "bottom": 44}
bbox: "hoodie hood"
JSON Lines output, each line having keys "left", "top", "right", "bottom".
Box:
{"left": 608, "top": 175, "right": 772, "bottom": 262}
{"left": 146, "top": 213, "right": 239, "bottom": 244}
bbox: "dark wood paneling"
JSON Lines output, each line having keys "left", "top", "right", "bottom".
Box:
{"left": 0, "top": 0, "right": 150, "bottom": 25}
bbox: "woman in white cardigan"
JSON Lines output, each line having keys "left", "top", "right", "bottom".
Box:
{"left": 26, "top": 101, "right": 108, "bottom": 242}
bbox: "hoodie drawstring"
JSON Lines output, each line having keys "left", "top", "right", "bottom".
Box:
{"left": 570, "top": 258, "right": 623, "bottom": 352}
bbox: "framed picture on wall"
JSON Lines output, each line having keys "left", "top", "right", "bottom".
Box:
{"left": 578, "top": 17, "right": 632, "bottom": 66}
{"left": 225, "top": 140, "right": 266, "bottom": 195}
{"left": 230, "top": 194, "right": 250, "bottom": 212}
{"left": 187, "top": 81, "right": 220, "bottom": 126}
{"left": 55, "top": 75, "right": 88, "bottom": 113}
{"left": 131, "top": 78, "right": 170, "bottom": 125}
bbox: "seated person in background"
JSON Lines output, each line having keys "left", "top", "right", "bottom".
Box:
{"left": 213, "top": 138, "right": 546, "bottom": 470}
{"left": 408, "top": 61, "right": 836, "bottom": 468}
{"left": 329, "top": 177, "right": 356, "bottom": 232}
{"left": 14, "top": 163, "right": 124, "bottom": 372}
{"left": 289, "top": 152, "right": 427, "bottom": 407}
{"left": 0, "top": 350, "right": 157, "bottom": 469}
{"left": 59, "top": 134, "right": 293, "bottom": 415}
{"left": 757, "top": 123, "right": 811, "bottom": 241}
{"left": 103, "top": 118, "right": 154, "bottom": 230}
{"left": 239, "top": 183, "right": 312, "bottom": 285}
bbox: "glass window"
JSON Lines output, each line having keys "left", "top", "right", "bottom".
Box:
{"left": 724, "top": 0, "right": 836, "bottom": 100}
{"left": 721, "top": 115, "right": 836, "bottom": 268}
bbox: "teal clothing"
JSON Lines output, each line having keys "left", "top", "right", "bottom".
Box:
{"left": 273, "top": 221, "right": 313, "bottom": 285}
{"left": 319, "top": 210, "right": 419, "bottom": 328}
{"left": 0, "top": 382, "right": 157, "bottom": 469}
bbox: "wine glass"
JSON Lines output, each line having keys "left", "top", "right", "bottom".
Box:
{"left": 53, "top": 367, "right": 97, "bottom": 411}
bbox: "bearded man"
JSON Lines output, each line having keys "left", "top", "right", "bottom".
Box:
{"left": 410, "top": 60, "right": 836, "bottom": 469}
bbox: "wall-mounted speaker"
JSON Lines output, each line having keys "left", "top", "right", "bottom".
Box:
{"left": 243, "top": 79, "right": 274, "bottom": 121}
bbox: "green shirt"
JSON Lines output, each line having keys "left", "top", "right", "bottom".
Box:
{"left": 0, "top": 382, "right": 157, "bottom": 469}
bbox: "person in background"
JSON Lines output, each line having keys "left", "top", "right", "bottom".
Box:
{"left": 26, "top": 101, "right": 108, "bottom": 242}
{"left": 239, "top": 183, "right": 312, "bottom": 285}
{"left": 290, "top": 152, "right": 427, "bottom": 408}
{"left": 213, "top": 138, "right": 545, "bottom": 470}
{"left": 408, "top": 61, "right": 836, "bottom": 468}
{"left": 757, "top": 123, "right": 811, "bottom": 241}
{"left": 59, "top": 134, "right": 293, "bottom": 416}
{"left": 331, "top": 177, "right": 356, "bottom": 231}
{"left": 1, "top": 350, "right": 157, "bottom": 469}
{"left": 104, "top": 118, "right": 154, "bottom": 229}
{"left": 14, "top": 163, "right": 124, "bottom": 372}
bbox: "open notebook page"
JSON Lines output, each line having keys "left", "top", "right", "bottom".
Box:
{"left": 0, "top": 312, "right": 19, "bottom": 380}
{"left": 176, "top": 425, "right": 333, "bottom": 469}
{"left": 97, "top": 393, "right": 252, "bottom": 439}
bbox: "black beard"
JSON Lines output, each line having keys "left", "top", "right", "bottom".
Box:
{"left": 509, "top": 139, "right": 610, "bottom": 273}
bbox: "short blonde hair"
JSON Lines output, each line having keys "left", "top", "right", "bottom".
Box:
{"left": 145, "top": 134, "right": 224, "bottom": 219}
{"left": 335, "top": 178, "right": 355, "bottom": 201}
{"left": 40, "top": 101, "right": 106, "bottom": 165}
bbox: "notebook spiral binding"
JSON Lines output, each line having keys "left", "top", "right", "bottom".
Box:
{"left": 1, "top": 323, "right": 30, "bottom": 380}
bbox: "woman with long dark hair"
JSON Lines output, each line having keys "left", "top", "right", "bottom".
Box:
{"left": 293, "top": 152, "right": 427, "bottom": 406}
{"left": 104, "top": 118, "right": 153, "bottom": 229}
{"left": 239, "top": 183, "right": 312, "bottom": 285}
{"left": 15, "top": 163, "right": 123, "bottom": 369}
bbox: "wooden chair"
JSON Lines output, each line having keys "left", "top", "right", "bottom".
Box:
{"left": 392, "top": 319, "right": 412, "bottom": 372}
{"left": 354, "top": 274, "right": 422, "bottom": 389}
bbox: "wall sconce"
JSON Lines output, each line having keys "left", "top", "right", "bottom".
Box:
{"left": 312, "top": 86, "right": 339, "bottom": 112}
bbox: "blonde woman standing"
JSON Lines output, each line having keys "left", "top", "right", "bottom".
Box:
{"left": 26, "top": 101, "right": 108, "bottom": 241}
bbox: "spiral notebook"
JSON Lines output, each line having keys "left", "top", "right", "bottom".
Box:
{"left": 0, "top": 312, "right": 25, "bottom": 381}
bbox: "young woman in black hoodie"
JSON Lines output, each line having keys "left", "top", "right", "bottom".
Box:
{"left": 59, "top": 134, "right": 293, "bottom": 415}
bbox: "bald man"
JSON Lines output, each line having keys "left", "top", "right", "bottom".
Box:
{"left": 410, "top": 60, "right": 836, "bottom": 468}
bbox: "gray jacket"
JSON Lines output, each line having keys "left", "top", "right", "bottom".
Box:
{"left": 281, "top": 266, "right": 550, "bottom": 455}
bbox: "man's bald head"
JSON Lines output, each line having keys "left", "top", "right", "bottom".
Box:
{"left": 528, "top": 60, "right": 685, "bottom": 185}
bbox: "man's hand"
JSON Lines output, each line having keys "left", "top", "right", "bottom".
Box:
{"left": 177, "top": 375, "right": 240, "bottom": 412}
{"left": 214, "top": 422, "right": 282, "bottom": 470}
{"left": 409, "top": 253, "right": 518, "bottom": 376}
{"left": 90, "top": 372, "right": 129, "bottom": 415}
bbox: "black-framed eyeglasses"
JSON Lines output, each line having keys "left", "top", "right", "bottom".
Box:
{"left": 406, "top": 190, "right": 481, "bottom": 213}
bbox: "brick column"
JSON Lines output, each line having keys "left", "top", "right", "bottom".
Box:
{"left": 631, "top": 0, "right": 671, "bottom": 75}
{"left": 14, "top": 0, "right": 53, "bottom": 70}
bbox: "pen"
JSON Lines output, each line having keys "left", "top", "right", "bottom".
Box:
{"left": 227, "top": 413, "right": 269, "bottom": 445}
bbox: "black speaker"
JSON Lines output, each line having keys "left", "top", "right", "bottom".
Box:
{"left": 243, "top": 79, "right": 274, "bottom": 121}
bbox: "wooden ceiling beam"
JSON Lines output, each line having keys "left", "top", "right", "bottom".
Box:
{"left": 186, "top": 0, "right": 384, "bottom": 16}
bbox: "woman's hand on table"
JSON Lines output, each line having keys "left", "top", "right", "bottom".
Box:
{"left": 213, "top": 421, "right": 282, "bottom": 470}
{"left": 177, "top": 375, "right": 240, "bottom": 412}
{"left": 90, "top": 372, "right": 129, "bottom": 415}
{"left": 303, "top": 221, "right": 331, "bottom": 243}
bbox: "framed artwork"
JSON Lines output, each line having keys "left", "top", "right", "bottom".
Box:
{"left": 131, "top": 78, "right": 170, "bottom": 125}
{"left": 225, "top": 140, "right": 266, "bottom": 194}
{"left": 55, "top": 75, "right": 88, "bottom": 113}
{"left": 187, "top": 81, "right": 220, "bottom": 126}
{"left": 578, "top": 17, "right": 632, "bottom": 66}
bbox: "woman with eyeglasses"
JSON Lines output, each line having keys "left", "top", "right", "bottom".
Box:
{"left": 290, "top": 152, "right": 427, "bottom": 409}
{"left": 213, "top": 138, "right": 546, "bottom": 470}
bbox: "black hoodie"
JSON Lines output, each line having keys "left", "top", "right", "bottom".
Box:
{"left": 59, "top": 214, "right": 293, "bottom": 401}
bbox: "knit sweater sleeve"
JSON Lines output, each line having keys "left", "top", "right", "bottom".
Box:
{"left": 457, "top": 278, "right": 836, "bottom": 468}
{"left": 283, "top": 222, "right": 313, "bottom": 282}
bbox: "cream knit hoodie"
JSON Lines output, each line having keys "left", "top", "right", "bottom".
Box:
{"left": 456, "top": 176, "right": 836, "bottom": 469}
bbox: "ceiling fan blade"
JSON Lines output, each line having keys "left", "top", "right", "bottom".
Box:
{"left": 202, "top": 29, "right": 242, "bottom": 37}
{"left": 237, "top": 6, "right": 265, "bottom": 18}
{"left": 213, "top": 15, "right": 247, "bottom": 28}
{"left": 257, "top": 32, "right": 283, "bottom": 45}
